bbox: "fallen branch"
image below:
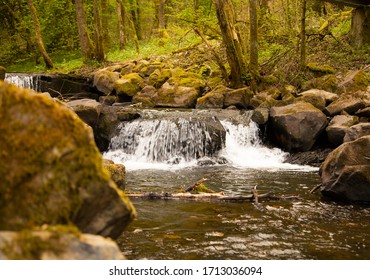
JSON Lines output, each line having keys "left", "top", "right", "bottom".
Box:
{"left": 125, "top": 191, "right": 302, "bottom": 203}
{"left": 185, "top": 178, "right": 208, "bottom": 192}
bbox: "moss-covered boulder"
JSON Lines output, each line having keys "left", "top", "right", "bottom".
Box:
{"left": 93, "top": 69, "right": 120, "bottom": 95}
{"left": 114, "top": 73, "right": 144, "bottom": 98}
{"left": 224, "top": 87, "right": 254, "bottom": 109}
{"left": 149, "top": 68, "right": 171, "bottom": 88}
{"left": 0, "top": 82, "right": 135, "bottom": 238}
{"left": 297, "top": 89, "right": 338, "bottom": 105}
{"left": 338, "top": 70, "right": 369, "bottom": 94}
{"left": 132, "top": 85, "right": 157, "bottom": 108}
{"left": 0, "top": 228, "right": 124, "bottom": 260}
{"left": 156, "top": 82, "right": 199, "bottom": 108}
{"left": 326, "top": 115, "right": 359, "bottom": 147}
{"left": 269, "top": 102, "right": 328, "bottom": 151}
{"left": 103, "top": 160, "right": 126, "bottom": 190}
{"left": 252, "top": 107, "right": 270, "bottom": 125}
{"left": 320, "top": 135, "right": 370, "bottom": 202}
{"left": 296, "top": 92, "right": 326, "bottom": 110}
{"left": 0, "top": 66, "right": 5, "bottom": 81}
{"left": 306, "top": 62, "right": 335, "bottom": 77}
{"left": 196, "top": 85, "right": 231, "bottom": 109}
{"left": 301, "top": 74, "right": 338, "bottom": 93}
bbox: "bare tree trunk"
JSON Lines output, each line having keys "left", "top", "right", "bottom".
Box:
{"left": 129, "top": 0, "right": 142, "bottom": 40}
{"left": 75, "top": 0, "right": 94, "bottom": 61}
{"left": 300, "top": 0, "right": 307, "bottom": 70}
{"left": 213, "top": 0, "right": 248, "bottom": 88}
{"left": 116, "top": 0, "right": 126, "bottom": 49}
{"left": 249, "top": 0, "right": 258, "bottom": 77}
{"left": 93, "top": 0, "right": 105, "bottom": 62}
{"left": 351, "top": 7, "right": 370, "bottom": 48}
{"left": 157, "top": 0, "right": 166, "bottom": 37}
{"left": 27, "top": 0, "right": 53, "bottom": 69}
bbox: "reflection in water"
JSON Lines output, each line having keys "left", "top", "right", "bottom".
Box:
{"left": 118, "top": 167, "right": 370, "bottom": 260}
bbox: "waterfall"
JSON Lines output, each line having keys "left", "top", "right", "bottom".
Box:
{"left": 5, "top": 73, "right": 40, "bottom": 92}
{"left": 104, "top": 110, "right": 317, "bottom": 171}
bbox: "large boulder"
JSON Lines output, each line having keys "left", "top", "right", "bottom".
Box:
{"left": 93, "top": 69, "right": 120, "bottom": 95}
{"left": 156, "top": 82, "right": 200, "bottom": 108}
{"left": 297, "top": 89, "right": 339, "bottom": 105}
{"left": 323, "top": 96, "right": 366, "bottom": 116}
{"left": 66, "top": 99, "right": 102, "bottom": 127}
{"left": 338, "top": 70, "right": 369, "bottom": 94}
{"left": 326, "top": 115, "right": 359, "bottom": 147}
{"left": 224, "top": 87, "right": 254, "bottom": 109}
{"left": 196, "top": 85, "right": 231, "bottom": 109}
{"left": 269, "top": 102, "right": 327, "bottom": 151}
{"left": 132, "top": 85, "right": 157, "bottom": 107}
{"left": 0, "top": 228, "right": 124, "bottom": 260}
{"left": 0, "top": 82, "right": 135, "bottom": 238}
{"left": 343, "top": 123, "right": 370, "bottom": 142}
{"left": 320, "top": 135, "right": 370, "bottom": 202}
{"left": 114, "top": 73, "right": 144, "bottom": 99}
{"left": 301, "top": 74, "right": 338, "bottom": 93}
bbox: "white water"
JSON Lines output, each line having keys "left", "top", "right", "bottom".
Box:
{"left": 104, "top": 112, "right": 318, "bottom": 172}
{"left": 5, "top": 73, "right": 39, "bottom": 91}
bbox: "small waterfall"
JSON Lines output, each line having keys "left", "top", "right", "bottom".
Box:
{"left": 104, "top": 110, "right": 317, "bottom": 171}
{"left": 5, "top": 73, "right": 40, "bottom": 92}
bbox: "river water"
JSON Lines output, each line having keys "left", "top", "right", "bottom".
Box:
{"left": 103, "top": 109, "right": 370, "bottom": 260}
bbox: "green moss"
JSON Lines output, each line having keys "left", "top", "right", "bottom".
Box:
{"left": 352, "top": 71, "right": 369, "bottom": 91}
{"left": 307, "top": 63, "right": 335, "bottom": 74}
{"left": 114, "top": 73, "right": 144, "bottom": 97}
{"left": 192, "top": 183, "right": 214, "bottom": 194}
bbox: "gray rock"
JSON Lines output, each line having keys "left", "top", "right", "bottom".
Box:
{"left": 67, "top": 98, "right": 102, "bottom": 126}
{"left": 326, "top": 115, "right": 359, "bottom": 147}
{"left": 344, "top": 123, "right": 370, "bottom": 142}
{"left": 323, "top": 97, "right": 366, "bottom": 116}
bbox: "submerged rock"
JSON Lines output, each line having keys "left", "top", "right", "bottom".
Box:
{"left": 320, "top": 135, "right": 370, "bottom": 202}
{"left": 0, "top": 82, "right": 135, "bottom": 238}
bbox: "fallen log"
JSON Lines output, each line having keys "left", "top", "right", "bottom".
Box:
{"left": 125, "top": 191, "right": 302, "bottom": 202}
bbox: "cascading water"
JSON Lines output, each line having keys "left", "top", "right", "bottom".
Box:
{"left": 5, "top": 73, "right": 40, "bottom": 91}
{"left": 104, "top": 110, "right": 317, "bottom": 171}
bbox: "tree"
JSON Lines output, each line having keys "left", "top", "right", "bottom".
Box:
{"left": 249, "top": 0, "right": 258, "bottom": 78}
{"left": 116, "top": 0, "right": 126, "bottom": 49}
{"left": 93, "top": 0, "right": 105, "bottom": 61}
{"left": 300, "top": 0, "right": 307, "bottom": 70}
{"left": 213, "top": 0, "right": 248, "bottom": 88}
{"left": 351, "top": 7, "right": 370, "bottom": 47}
{"left": 27, "top": 0, "right": 53, "bottom": 69}
{"left": 75, "top": 0, "right": 94, "bottom": 61}
{"left": 156, "top": 0, "right": 166, "bottom": 37}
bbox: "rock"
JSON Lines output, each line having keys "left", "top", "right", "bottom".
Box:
{"left": 343, "top": 123, "right": 370, "bottom": 142}
{"left": 0, "top": 228, "right": 124, "bottom": 260}
{"left": 269, "top": 102, "right": 328, "bottom": 151}
{"left": 252, "top": 107, "right": 269, "bottom": 125}
{"left": 0, "top": 66, "right": 5, "bottom": 80}
{"left": 298, "top": 89, "right": 338, "bottom": 105}
{"left": 323, "top": 96, "right": 366, "bottom": 116}
{"left": 306, "top": 62, "right": 335, "bottom": 76}
{"left": 320, "top": 135, "right": 370, "bottom": 202}
{"left": 103, "top": 160, "right": 126, "bottom": 190}
{"left": 149, "top": 68, "right": 171, "bottom": 88}
{"left": 326, "top": 115, "right": 359, "bottom": 147}
{"left": 66, "top": 98, "right": 102, "bottom": 127}
{"left": 114, "top": 73, "right": 144, "bottom": 99}
{"left": 0, "top": 82, "right": 135, "bottom": 238}
{"left": 356, "top": 107, "right": 370, "bottom": 118}
{"left": 196, "top": 85, "right": 231, "bottom": 109}
{"left": 284, "top": 148, "right": 332, "bottom": 167}
{"left": 296, "top": 92, "right": 326, "bottom": 110}
{"left": 224, "top": 87, "right": 254, "bottom": 109}
{"left": 338, "top": 70, "right": 369, "bottom": 94}
{"left": 93, "top": 69, "right": 120, "bottom": 95}
{"left": 99, "top": 96, "right": 118, "bottom": 106}
{"left": 156, "top": 82, "right": 199, "bottom": 108}
{"left": 132, "top": 85, "right": 157, "bottom": 107}
{"left": 301, "top": 74, "right": 338, "bottom": 93}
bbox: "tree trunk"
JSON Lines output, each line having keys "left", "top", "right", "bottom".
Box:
{"left": 101, "top": 0, "right": 110, "bottom": 50}
{"left": 213, "top": 0, "right": 248, "bottom": 88}
{"left": 300, "top": 0, "right": 307, "bottom": 70}
{"left": 116, "top": 0, "right": 126, "bottom": 49}
{"left": 93, "top": 0, "right": 105, "bottom": 61}
{"left": 351, "top": 7, "right": 370, "bottom": 48}
{"left": 157, "top": 0, "right": 166, "bottom": 37}
{"left": 75, "top": 0, "right": 94, "bottom": 61}
{"left": 249, "top": 0, "right": 258, "bottom": 77}
{"left": 27, "top": 0, "right": 53, "bottom": 69}
{"left": 129, "top": 0, "right": 142, "bottom": 40}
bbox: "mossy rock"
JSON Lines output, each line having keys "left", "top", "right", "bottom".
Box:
{"left": 196, "top": 85, "right": 231, "bottom": 109}
{"left": 103, "top": 161, "right": 126, "bottom": 190}
{"left": 149, "top": 68, "right": 171, "bottom": 88}
{"left": 306, "top": 63, "right": 335, "bottom": 76}
{"left": 338, "top": 70, "right": 370, "bottom": 94}
{"left": 302, "top": 74, "right": 338, "bottom": 93}
{"left": 0, "top": 82, "right": 135, "bottom": 238}
{"left": 114, "top": 73, "right": 144, "bottom": 97}
{"left": 93, "top": 69, "right": 120, "bottom": 95}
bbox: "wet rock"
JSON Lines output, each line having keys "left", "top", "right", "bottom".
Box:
{"left": 284, "top": 148, "right": 332, "bottom": 167}
{"left": 0, "top": 82, "right": 135, "bottom": 238}
{"left": 252, "top": 107, "right": 269, "bottom": 125}
{"left": 269, "top": 102, "right": 327, "bottom": 151}
{"left": 93, "top": 69, "right": 120, "bottom": 95}
{"left": 66, "top": 98, "right": 102, "bottom": 127}
{"left": 326, "top": 115, "right": 359, "bottom": 147}
{"left": 323, "top": 96, "right": 366, "bottom": 116}
{"left": 320, "top": 135, "right": 370, "bottom": 202}
{"left": 0, "top": 228, "right": 124, "bottom": 260}
{"left": 343, "top": 123, "right": 370, "bottom": 142}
